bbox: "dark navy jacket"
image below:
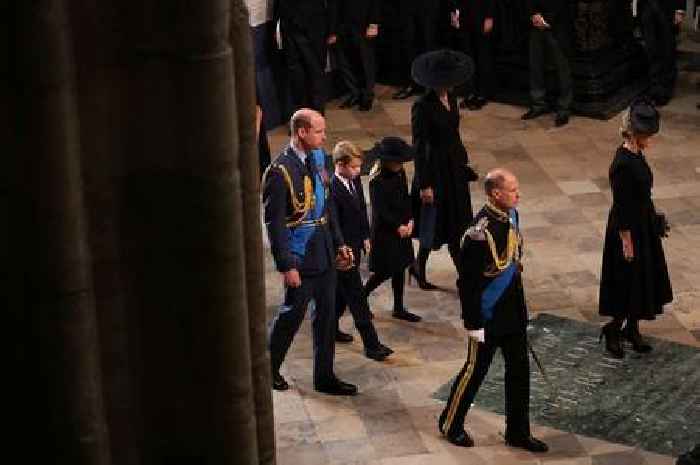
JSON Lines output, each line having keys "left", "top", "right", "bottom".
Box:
{"left": 263, "top": 146, "right": 344, "bottom": 276}
{"left": 330, "top": 174, "right": 370, "bottom": 253}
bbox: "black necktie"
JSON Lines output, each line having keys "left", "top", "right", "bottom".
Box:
{"left": 348, "top": 180, "right": 357, "bottom": 198}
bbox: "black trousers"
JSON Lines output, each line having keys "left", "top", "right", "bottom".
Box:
{"left": 364, "top": 269, "right": 406, "bottom": 312}
{"left": 529, "top": 29, "right": 573, "bottom": 113}
{"left": 282, "top": 28, "right": 327, "bottom": 113}
{"left": 335, "top": 259, "right": 382, "bottom": 350}
{"left": 335, "top": 27, "right": 376, "bottom": 101}
{"left": 439, "top": 331, "right": 531, "bottom": 439}
{"left": 457, "top": 23, "right": 494, "bottom": 99}
{"left": 269, "top": 269, "right": 337, "bottom": 387}
{"left": 398, "top": 4, "right": 440, "bottom": 85}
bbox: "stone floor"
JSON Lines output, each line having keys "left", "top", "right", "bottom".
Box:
{"left": 263, "top": 64, "right": 700, "bottom": 465}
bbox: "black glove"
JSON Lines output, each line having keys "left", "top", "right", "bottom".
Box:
{"left": 655, "top": 212, "right": 670, "bottom": 238}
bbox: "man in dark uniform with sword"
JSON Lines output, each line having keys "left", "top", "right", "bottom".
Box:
{"left": 438, "top": 168, "right": 548, "bottom": 452}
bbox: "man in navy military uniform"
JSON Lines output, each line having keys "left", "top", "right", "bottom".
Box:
{"left": 438, "top": 169, "right": 548, "bottom": 452}
{"left": 263, "top": 108, "right": 357, "bottom": 396}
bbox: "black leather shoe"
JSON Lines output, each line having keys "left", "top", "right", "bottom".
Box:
{"left": 378, "top": 343, "right": 394, "bottom": 355}
{"left": 392, "top": 308, "right": 422, "bottom": 322}
{"left": 392, "top": 86, "right": 411, "bottom": 99}
{"left": 554, "top": 112, "right": 570, "bottom": 127}
{"left": 393, "top": 85, "right": 420, "bottom": 100}
{"left": 622, "top": 326, "right": 652, "bottom": 353}
{"left": 365, "top": 346, "right": 389, "bottom": 361}
{"left": 272, "top": 372, "right": 289, "bottom": 391}
{"left": 336, "top": 330, "right": 354, "bottom": 343}
{"left": 340, "top": 94, "right": 359, "bottom": 109}
{"left": 358, "top": 97, "right": 373, "bottom": 111}
{"left": 599, "top": 321, "right": 624, "bottom": 359}
{"left": 521, "top": 107, "right": 549, "bottom": 120}
{"left": 460, "top": 95, "right": 482, "bottom": 111}
{"left": 315, "top": 379, "right": 358, "bottom": 396}
{"left": 505, "top": 435, "right": 549, "bottom": 453}
{"left": 446, "top": 430, "right": 475, "bottom": 448}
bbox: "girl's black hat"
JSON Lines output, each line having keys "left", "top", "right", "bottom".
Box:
{"left": 367, "top": 136, "right": 415, "bottom": 163}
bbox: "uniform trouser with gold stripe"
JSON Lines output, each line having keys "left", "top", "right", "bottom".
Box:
{"left": 439, "top": 331, "right": 531, "bottom": 439}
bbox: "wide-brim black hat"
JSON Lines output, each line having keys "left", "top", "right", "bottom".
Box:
{"left": 411, "top": 49, "right": 475, "bottom": 89}
{"left": 630, "top": 99, "right": 660, "bottom": 135}
{"left": 367, "top": 136, "right": 415, "bottom": 163}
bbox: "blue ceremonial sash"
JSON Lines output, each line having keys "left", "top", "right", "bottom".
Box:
{"left": 480, "top": 209, "right": 519, "bottom": 321}
{"left": 287, "top": 149, "right": 327, "bottom": 258}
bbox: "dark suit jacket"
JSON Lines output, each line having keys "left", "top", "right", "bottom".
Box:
{"left": 330, "top": 174, "right": 370, "bottom": 252}
{"left": 274, "top": 0, "right": 338, "bottom": 37}
{"left": 336, "top": 0, "right": 380, "bottom": 30}
{"left": 263, "top": 146, "right": 344, "bottom": 276}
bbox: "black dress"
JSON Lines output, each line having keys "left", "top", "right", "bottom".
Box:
{"left": 599, "top": 146, "right": 672, "bottom": 320}
{"left": 411, "top": 90, "right": 476, "bottom": 251}
{"left": 369, "top": 167, "right": 415, "bottom": 275}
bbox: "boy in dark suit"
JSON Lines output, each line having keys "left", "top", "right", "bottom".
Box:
{"left": 331, "top": 141, "right": 394, "bottom": 361}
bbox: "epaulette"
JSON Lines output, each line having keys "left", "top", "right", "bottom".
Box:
{"left": 461, "top": 216, "right": 488, "bottom": 247}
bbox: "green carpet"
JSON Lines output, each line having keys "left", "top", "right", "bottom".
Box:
{"left": 434, "top": 313, "right": 700, "bottom": 456}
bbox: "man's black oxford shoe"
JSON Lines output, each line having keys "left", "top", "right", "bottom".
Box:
{"left": 272, "top": 372, "right": 289, "bottom": 391}
{"left": 365, "top": 344, "right": 393, "bottom": 361}
{"left": 505, "top": 435, "right": 549, "bottom": 453}
{"left": 446, "top": 430, "right": 474, "bottom": 448}
{"left": 521, "top": 107, "right": 549, "bottom": 120}
{"left": 315, "top": 379, "right": 358, "bottom": 396}
{"left": 392, "top": 308, "right": 422, "bottom": 322}
{"left": 554, "top": 112, "right": 570, "bottom": 127}
{"left": 340, "top": 94, "right": 359, "bottom": 109}
{"left": 336, "top": 330, "right": 354, "bottom": 343}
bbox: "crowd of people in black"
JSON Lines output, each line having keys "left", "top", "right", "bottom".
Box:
{"left": 270, "top": 0, "right": 691, "bottom": 124}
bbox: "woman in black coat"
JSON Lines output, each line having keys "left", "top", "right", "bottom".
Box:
{"left": 599, "top": 100, "right": 672, "bottom": 358}
{"left": 364, "top": 137, "right": 421, "bottom": 322}
{"left": 409, "top": 50, "right": 478, "bottom": 289}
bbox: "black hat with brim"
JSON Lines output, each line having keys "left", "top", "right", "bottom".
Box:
{"left": 367, "top": 136, "right": 415, "bottom": 163}
{"left": 411, "top": 49, "right": 475, "bottom": 89}
{"left": 630, "top": 99, "right": 660, "bottom": 135}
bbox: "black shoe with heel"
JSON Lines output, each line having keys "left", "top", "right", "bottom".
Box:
{"left": 599, "top": 322, "right": 624, "bottom": 359}
{"left": 622, "top": 326, "right": 652, "bottom": 353}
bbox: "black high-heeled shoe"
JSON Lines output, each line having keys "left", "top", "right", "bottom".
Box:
{"left": 622, "top": 326, "right": 652, "bottom": 353}
{"left": 408, "top": 265, "right": 438, "bottom": 290}
{"left": 599, "top": 322, "right": 624, "bottom": 359}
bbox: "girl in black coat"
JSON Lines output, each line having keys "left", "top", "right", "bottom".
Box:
{"left": 599, "top": 100, "right": 672, "bottom": 358}
{"left": 364, "top": 137, "right": 422, "bottom": 323}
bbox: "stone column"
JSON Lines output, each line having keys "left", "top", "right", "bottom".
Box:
{"left": 230, "top": 1, "right": 276, "bottom": 464}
